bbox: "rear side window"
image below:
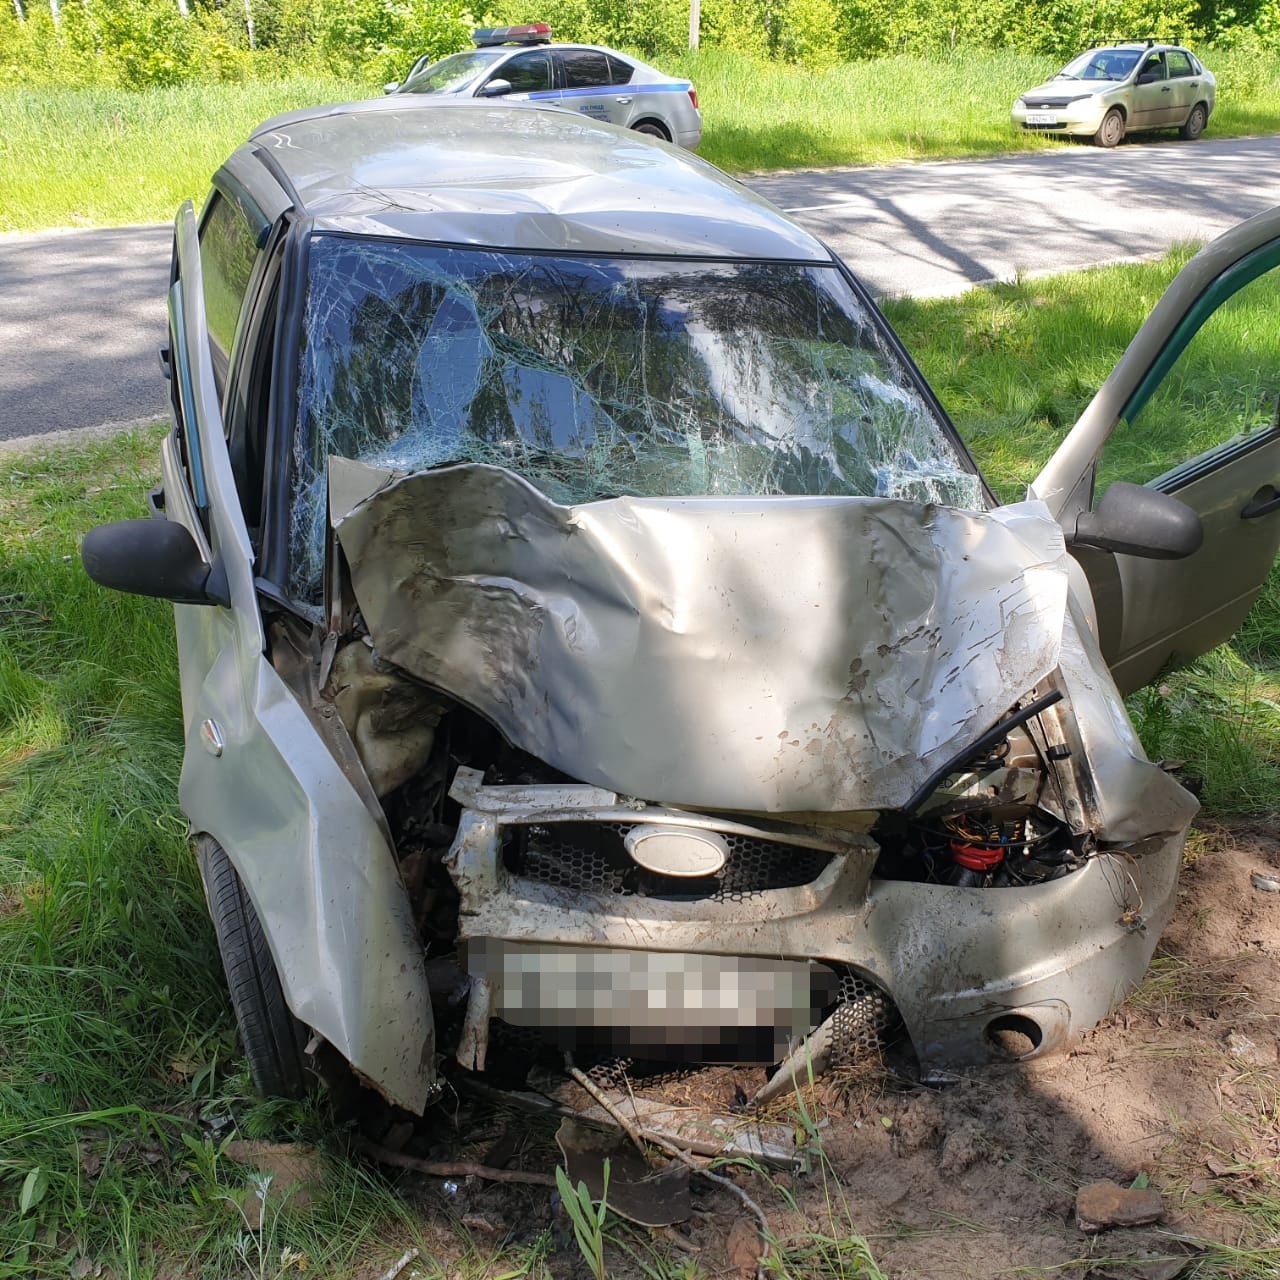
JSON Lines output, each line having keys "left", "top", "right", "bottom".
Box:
{"left": 559, "top": 49, "right": 610, "bottom": 89}
{"left": 1167, "top": 51, "right": 1193, "bottom": 77}
{"left": 199, "top": 193, "right": 258, "bottom": 403}
{"left": 606, "top": 54, "right": 634, "bottom": 85}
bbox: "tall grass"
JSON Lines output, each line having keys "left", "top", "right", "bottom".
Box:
{"left": 3, "top": 44, "right": 1280, "bottom": 231}
{"left": 674, "top": 46, "right": 1063, "bottom": 170}
{"left": 0, "top": 76, "right": 361, "bottom": 231}
{"left": 676, "top": 42, "right": 1280, "bottom": 171}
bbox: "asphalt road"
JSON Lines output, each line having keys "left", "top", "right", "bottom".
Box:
{"left": 752, "top": 134, "right": 1280, "bottom": 298}
{"left": 2, "top": 134, "right": 1278, "bottom": 440}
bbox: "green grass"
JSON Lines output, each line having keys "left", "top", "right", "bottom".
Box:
{"left": 0, "top": 76, "right": 362, "bottom": 231}
{"left": 5, "top": 44, "right": 1280, "bottom": 231}
{"left": 677, "top": 42, "right": 1280, "bottom": 171}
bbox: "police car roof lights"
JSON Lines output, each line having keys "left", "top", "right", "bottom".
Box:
{"left": 472, "top": 23, "right": 553, "bottom": 47}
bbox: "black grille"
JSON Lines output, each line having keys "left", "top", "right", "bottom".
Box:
{"left": 506, "top": 822, "right": 832, "bottom": 902}
{"left": 828, "top": 968, "right": 898, "bottom": 1064}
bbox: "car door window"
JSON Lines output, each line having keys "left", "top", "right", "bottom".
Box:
{"left": 494, "top": 50, "right": 551, "bottom": 93}
{"left": 1097, "top": 267, "right": 1280, "bottom": 494}
{"left": 1077, "top": 250, "right": 1280, "bottom": 691}
{"left": 1139, "top": 53, "right": 1166, "bottom": 81}
{"left": 558, "top": 49, "right": 610, "bottom": 89}
{"left": 606, "top": 54, "right": 634, "bottom": 85}
{"left": 1166, "top": 50, "right": 1193, "bottom": 78}
{"left": 199, "top": 193, "right": 259, "bottom": 406}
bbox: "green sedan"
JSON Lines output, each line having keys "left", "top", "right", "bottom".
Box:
{"left": 1012, "top": 43, "right": 1216, "bottom": 147}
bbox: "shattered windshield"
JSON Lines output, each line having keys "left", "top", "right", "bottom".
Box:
{"left": 290, "top": 235, "right": 983, "bottom": 601}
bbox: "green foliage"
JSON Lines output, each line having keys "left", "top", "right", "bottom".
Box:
{"left": 315, "top": 0, "right": 474, "bottom": 84}
{"left": 4, "top": 0, "right": 1280, "bottom": 89}
{"left": 555, "top": 1160, "right": 610, "bottom": 1280}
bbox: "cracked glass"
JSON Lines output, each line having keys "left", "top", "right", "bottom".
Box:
{"left": 290, "top": 234, "right": 983, "bottom": 601}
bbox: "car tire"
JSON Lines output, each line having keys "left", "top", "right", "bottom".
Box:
{"left": 632, "top": 121, "right": 670, "bottom": 141}
{"left": 196, "top": 835, "right": 309, "bottom": 1099}
{"left": 1180, "top": 102, "right": 1208, "bottom": 141}
{"left": 1094, "top": 108, "right": 1125, "bottom": 148}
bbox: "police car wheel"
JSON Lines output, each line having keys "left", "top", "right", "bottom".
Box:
{"left": 633, "top": 121, "right": 670, "bottom": 140}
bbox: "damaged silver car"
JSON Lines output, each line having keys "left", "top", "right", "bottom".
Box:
{"left": 82, "top": 96, "right": 1280, "bottom": 1114}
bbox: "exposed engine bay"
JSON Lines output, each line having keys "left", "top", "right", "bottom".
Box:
{"left": 237, "top": 460, "right": 1198, "bottom": 1111}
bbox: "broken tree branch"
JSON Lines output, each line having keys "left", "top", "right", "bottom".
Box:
{"left": 375, "top": 1247, "right": 420, "bottom": 1280}
{"left": 356, "top": 1138, "right": 558, "bottom": 1188}
{"left": 567, "top": 1065, "right": 772, "bottom": 1280}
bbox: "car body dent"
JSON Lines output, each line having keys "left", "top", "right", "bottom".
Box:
{"left": 249, "top": 103, "right": 805, "bottom": 260}
{"left": 440, "top": 771, "right": 1186, "bottom": 1075}
{"left": 89, "top": 103, "right": 1280, "bottom": 1114}
{"left": 169, "top": 200, "right": 433, "bottom": 1113}
{"left": 331, "top": 459, "right": 1072, "bottom": 816}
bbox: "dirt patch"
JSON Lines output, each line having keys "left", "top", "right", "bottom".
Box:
{"left": 377, "top": 823, "right": 1280, "bottom": 1279}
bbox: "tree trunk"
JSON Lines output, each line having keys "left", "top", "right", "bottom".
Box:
{"left": 244, "top": 0, "right": 255, "bottom": 48}
{"left": 688, "top": 0, "right": 700, "bottom": 48}
{"left": 48, "top": 0, "right": 59, "bottom": 26}
{"left": 12, "top": 0, "right": 25, "bottom": 20}
{"left": 176, "top": 0, "right": 190, "bottom": 16}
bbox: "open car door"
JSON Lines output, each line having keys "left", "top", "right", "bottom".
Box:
{"left": 1033, "top": 207, "right": 1280, "bottom": 695}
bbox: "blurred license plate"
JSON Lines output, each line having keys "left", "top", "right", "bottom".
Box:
{"left": 1026, "top": 112, "right": 1057, "bottom": 124}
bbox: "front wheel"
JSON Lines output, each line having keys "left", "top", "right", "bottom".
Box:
{"left": 1094, "top": 108, "right": 1125, "bottom": 148}
{"left": 197, "top": 836, "right": 309, "bottom": 1099}
{"left": 1180, "top": 103, "right": 1207, "bottom": 141}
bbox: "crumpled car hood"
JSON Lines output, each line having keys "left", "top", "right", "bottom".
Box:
{"left": 331, "top": 459, "right": 1071, "bottom": 814}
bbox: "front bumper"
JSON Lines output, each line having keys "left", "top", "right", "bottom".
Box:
{"left": 444, "top": 770, "right": 1184, "bottom": 1076}
{"left": 1011, "top": 100, "right": 1109, "bottom": 138}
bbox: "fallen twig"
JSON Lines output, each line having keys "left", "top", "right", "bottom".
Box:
{"left": 357, "top": 1138, "right": 557, "bottom": 1187}
{"left": 567, "top": 1065, "right": 772, "bottom": 1280}
{"left": 375, "top": 1246, "right": 420, "bottom": 1280}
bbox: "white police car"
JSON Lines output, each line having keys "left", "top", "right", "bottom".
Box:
{"left": 386, "top": 24, "right": 702, "bottom": 149}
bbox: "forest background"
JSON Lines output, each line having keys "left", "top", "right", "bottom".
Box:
{"left": 4, "top": 0, "right": 1280, "bottom": 93}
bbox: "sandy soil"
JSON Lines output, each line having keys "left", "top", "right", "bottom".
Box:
{"left": 381, "top": 822, "right": 1280, "bottom": 1280}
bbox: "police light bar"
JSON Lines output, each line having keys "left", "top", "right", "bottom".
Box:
{"left": 472, "top": 23, "right": 553, "bottom": 46}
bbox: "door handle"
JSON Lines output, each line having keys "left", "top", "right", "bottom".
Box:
{"left": 158, "top": 343, "right": 172, "bottom": 380}
{"left": 1160, "top": 86, "right": 1170, "bottom": 92}
{"left": 615, "top": 96, "right": 632, "bottom": 104}
{"left": 1242, "top": 486, "right": 1280, "bottom": 519}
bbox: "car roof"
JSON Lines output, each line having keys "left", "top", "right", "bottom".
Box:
{"left": 236, "top": 99, "right": 828, "bottom": 261}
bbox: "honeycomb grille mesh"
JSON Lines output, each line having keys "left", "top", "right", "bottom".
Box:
{"left": 509, "top": 822, "right": 831, "bottom": 902}
{"left": 828, "top": 968, "right": 898, "bottom": 1064}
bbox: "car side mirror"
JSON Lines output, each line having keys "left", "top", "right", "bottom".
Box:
{"left": 1068, "top": 481, "right": 1204, "bottom": 560}
{"left": 81, "top": 519, "right": 230, "bottom": 606}
{"left": 1137, "top": 70, "right": 1159, "bottom": 84}
{"left": 478, "top": 78, "right": 513, "bottom": 98}
{"left": 383, "top": 81, "right": 400, "bottom": 94}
